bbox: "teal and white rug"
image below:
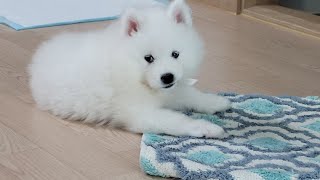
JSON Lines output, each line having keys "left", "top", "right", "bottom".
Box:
{"left": 140, "top": 93, "right": 320, "bottom": 180}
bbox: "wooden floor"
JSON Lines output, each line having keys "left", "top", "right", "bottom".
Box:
{"left": 1, "top": 0, "right": 320, "bottom": 179}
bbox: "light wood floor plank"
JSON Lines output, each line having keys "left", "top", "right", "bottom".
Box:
{"left": 0, "top": 94, "right": 143, "bottom": 179}
{"left": 0, "top": 148, "right": 87, "bottom": 180}
{"left": 0, "top": 121, "right": 37, "bottom": 156}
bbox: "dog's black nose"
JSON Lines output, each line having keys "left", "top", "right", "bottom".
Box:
{"left": 161, "top": 73, "right": 174, "bottom": 85}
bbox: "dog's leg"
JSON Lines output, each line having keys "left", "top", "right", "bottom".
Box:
{"left": 165, "top": 85, "right": 231, "bottom": 114}
{"left": 113, "top": 107, "right": 224, "bottom": 138}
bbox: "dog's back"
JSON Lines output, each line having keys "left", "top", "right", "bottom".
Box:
{"left": 29, "top": 29, "right": 116, "bottom": 123}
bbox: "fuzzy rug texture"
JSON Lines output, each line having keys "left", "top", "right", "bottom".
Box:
{"left": 140, "top": 93, "right": 320, "bottom": 180}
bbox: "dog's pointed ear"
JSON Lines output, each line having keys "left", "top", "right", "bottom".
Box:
{"left": 121, "top": 8, "right": 141, "bottom": 37}
{"left": 167, "top": 0, "right": 192, "bottom": 26}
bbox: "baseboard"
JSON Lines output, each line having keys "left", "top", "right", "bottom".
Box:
{"left": 243, "top": 0, "right": 279, "bottom": 9}
{"left": 199, "top": 0, "right": 242, "bottom": 14}
{"left": 242, "top": 5, "right": 320, "bottom": 38}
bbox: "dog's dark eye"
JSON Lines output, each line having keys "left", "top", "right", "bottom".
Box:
{"left": 172, "top": 51, "right": 179, "bottom": 59}
{"left": 144, "top": 54, "right": 154, "bottom": 63}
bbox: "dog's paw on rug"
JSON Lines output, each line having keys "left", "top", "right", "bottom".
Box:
{"left": 140, "top": 93, "right": 320, "bottom": 180}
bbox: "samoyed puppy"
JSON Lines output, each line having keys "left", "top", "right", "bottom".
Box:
{"left": 29, "top": 0, "right": 231, "bottom": 138}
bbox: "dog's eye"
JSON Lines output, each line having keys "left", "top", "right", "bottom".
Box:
{"left": 171, "top": 51, "right": 179, "bottom": 59}
{"left": 144, "top": 54, "right": 154, "bottom": 63}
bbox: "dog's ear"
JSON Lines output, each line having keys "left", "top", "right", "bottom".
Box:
{"left": 121, "top": 8, "right": 141, "bottom": 37}
{"left": 167, "top": 0, "right": 192, "bottom": 26}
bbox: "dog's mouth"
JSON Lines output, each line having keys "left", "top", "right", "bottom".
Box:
{"left": 163, "top": 83, "right": 175, "bottom": 89}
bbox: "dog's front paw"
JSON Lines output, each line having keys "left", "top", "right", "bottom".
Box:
{"left": 188, "top": 120, "right": 225, "bottom": 138}
{"left": 213, "top": 96, "right": 232, "bottom": 112}
{"left": 198, "top": 95, "right": 231, "bottom": 114}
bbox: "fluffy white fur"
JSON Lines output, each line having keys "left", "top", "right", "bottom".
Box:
{"left": 29, "top": 0, "right": 231, "bottom": 138}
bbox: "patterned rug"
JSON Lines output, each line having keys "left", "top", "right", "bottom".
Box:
{"left": 140, "top": 93, "right": 320, "bottom": 180}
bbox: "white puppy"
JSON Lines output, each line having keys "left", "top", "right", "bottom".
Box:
{"left": 29, "top": 0, "right": 231, "bottom": 138}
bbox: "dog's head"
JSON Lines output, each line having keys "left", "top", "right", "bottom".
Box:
{"left": 120, "top": 0, "right": 204, "bottom": 90}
